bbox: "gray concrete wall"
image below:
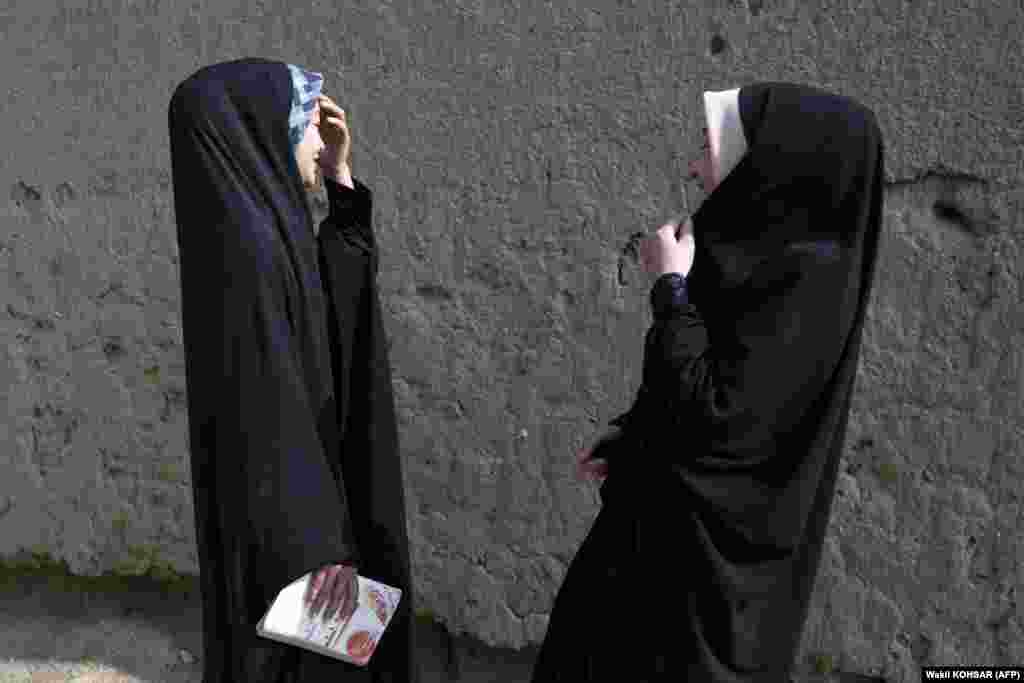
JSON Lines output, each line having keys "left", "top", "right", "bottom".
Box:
{"left": 0, "top": 0, "right": 1021, "bottom": 680}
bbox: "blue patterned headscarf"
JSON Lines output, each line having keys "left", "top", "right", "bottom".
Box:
{"left": 286, "top": 64, "right": 323, "bottom": 148}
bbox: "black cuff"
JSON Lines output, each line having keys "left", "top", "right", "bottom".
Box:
{"left": 325, "top": 174, "right": 371, "bottom": 207}
{"left": 650, "top": 272, "right": 690, "bottom": 320}
{"left": 324, "top": 176, "right": 373, "bottom": 241}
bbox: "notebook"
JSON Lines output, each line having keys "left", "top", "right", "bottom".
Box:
{"left": 256, "top": 571, "right": 402, "bottom": 666}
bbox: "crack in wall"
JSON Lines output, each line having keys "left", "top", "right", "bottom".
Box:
{"left": 886, "top": 168, "right": 990, "bottom": 188}
{"left": 887, "top": 168, "right": 1010, "bottom": 239}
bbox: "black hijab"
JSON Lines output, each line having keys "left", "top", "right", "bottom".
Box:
{"left": 682, "top": 82, "right": 884, "bottom": 545}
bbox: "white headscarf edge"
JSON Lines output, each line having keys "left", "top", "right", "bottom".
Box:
{"left": 702, "top": 88, "right": 747, "bottom": 187}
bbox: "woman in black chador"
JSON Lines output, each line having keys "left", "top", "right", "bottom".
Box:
{"left": 532, "top": 83, "right": 885, "bottom": 681}
{"left": 169, "top": 58, "right": 416, "bottom": 682}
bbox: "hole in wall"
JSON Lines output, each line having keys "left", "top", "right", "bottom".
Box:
{"left": 933, "top": 199, "right": 968, "bottom": 225}
{"left": 852, "top": 437, "right": 875, "bottom": 452}
{"left": 103, "top": 339, "right": 126, "bottom": 360}
{"left": 710, "top": 34, "right": 728, "bottom": 55}
{"left": 10, "top": 180, "right": 42, "bottom": 204}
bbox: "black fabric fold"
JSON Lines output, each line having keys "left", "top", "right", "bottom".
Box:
{"left": 317, "top": 175, "right": 418, "bottom": 683}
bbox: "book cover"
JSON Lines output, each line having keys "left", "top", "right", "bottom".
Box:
{"left": 256, "top": 572, "right": 402, "bottom": 666}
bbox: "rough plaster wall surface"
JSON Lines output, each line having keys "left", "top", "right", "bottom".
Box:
{"left": 1, "top": 0, "right": 1022, "bottom": 679}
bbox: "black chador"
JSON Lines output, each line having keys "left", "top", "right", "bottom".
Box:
{"left": 169, "top": 58, "right": 416, "bottom": 682}
{"left": 531, "top": 82, "right": 885, "bottom": 682}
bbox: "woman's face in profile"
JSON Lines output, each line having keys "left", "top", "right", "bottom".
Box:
{"left": 688, "top": 127, "right": 715, "bottom": 193}
{"left": 295, "top": 103, "right": 326, "bottom": 192}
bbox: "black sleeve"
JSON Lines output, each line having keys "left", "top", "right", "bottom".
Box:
{"left": 636, "top": 254, "right": 851, "bottom": 468}
{"left": 324, "top": 175, "right": 376, "bottom": 261}
{"left": 598, "top": 274, "right": 685, "bottom": 463}
{"left": 317, "top": 173, "right": 384, "bottom": 558}
{"left": 218, "top": 250, "right": 357, "bottom": 588}
{"left": 325, "top": 175, "right": 370, "bottom": 218}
